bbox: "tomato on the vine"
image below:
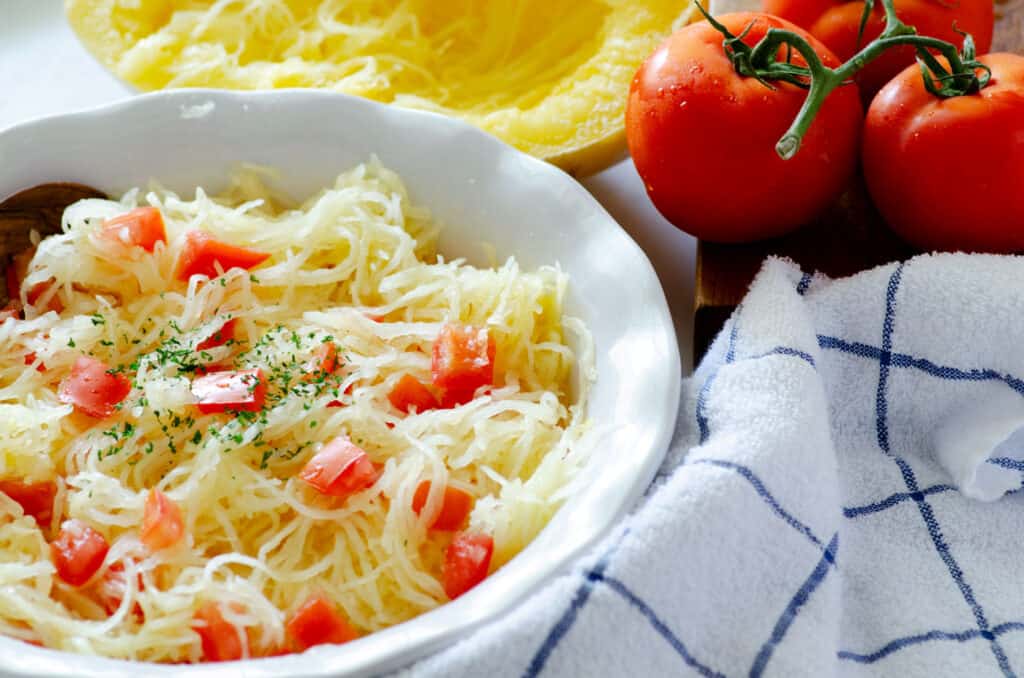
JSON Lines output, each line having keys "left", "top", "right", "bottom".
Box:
{"left": 762, "top": 0, "right": 835, "bottom": 31}
{"left": 862, "top": 53, "right": 1024, "bottom": 253}
{"left": 762, "top": 0, "right": 994, "bottom": 100}
{"left": 626, "top": 12, "right": 862, "bottom": 243}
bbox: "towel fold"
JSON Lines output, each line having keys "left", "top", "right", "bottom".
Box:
{"left": 404, "top": 254, "right": 1024, "bottom": 678}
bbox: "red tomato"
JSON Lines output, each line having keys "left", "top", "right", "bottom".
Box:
{"left": 442, "top": 532, "right": 494, "bottom": 599}
{"left": 24, "top": 352, "right": 45, "bottom": 372}
{"left": 6, "top": 247, "right": 61, "bottom": 312}
{"left": 0, "top": 479, "right": 56, "bottom": 525}
{"left": 863, "top": 53, "right": 1024, "bottom": 253}
{"left": 762, "top": 0, "right": 835, "bottom": 29}
{"left": 0, "top": 301, "right": 21, "bottom": 323}
{"left": 285, "top": 594, "right": 358, "bottom": 651}
{"left": 191, "top": 368, "right": 266, "bottom": 414}
{"left": 803, "top": 0, "right": 994, "bottom": 101}
{"left": 431, "top": 324, "right": 495, "bottom": 405}
{"left": 176, "top": 231, "right": 270, "bottom": 281}
{"left": 626, "top": 12, "right": 862, "bottom": 243}
{"left": 412, "top": 481, "right": 473, "bottom": 531}
{"left": 96, "top": 560, "right": 145, "bottom": 618}
{"left": 99, "top": 207, "right": 167, "bottom": 252}
{"left": 192, "top": 602, "right": 244, "bottom": 662}
{"left": 51, "top": 519, "right": 109, "bottom": 587}
{"left": 303, "top": 342, "right": 339, "bottom": 380}
{"left": 299, "top": 438, "right": 378, "bottom": 498}
{"left": 439, "top": 389, "right": 475, "bottom": 409}
{"left": 140, "top": 489, "right": 185, "bottom": 551}
{"left": 59, "top": 356, "right": 132, "bottom": 419}
{"left": 388, "top": 374, "right": 439, "bottom": 414}
{"left": 196, "top": 318, "right": 236, "bottom": 351}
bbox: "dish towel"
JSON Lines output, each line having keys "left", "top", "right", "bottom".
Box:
{"left": 404, "top": 254, "right": 1024, "bottom": 677}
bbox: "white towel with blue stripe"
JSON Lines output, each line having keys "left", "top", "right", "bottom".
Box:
{"left": 403, "top": 253, "right": 1024, "bottom": 677}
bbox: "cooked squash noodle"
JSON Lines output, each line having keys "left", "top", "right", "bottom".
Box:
{"left": 66, "top": 0, "right": 703, "bottom": 171}
{"left": 0, "top": 160, "right": 592, "bottom": 661}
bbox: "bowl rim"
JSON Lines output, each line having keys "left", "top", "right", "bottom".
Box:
{"left": 0, "top": 88, "right": 681, "bottom": 678}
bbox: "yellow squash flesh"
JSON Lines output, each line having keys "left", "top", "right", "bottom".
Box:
{"left": 66, "top": 0, "right": 704, "bottom": 176}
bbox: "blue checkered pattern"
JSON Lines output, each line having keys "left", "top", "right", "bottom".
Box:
{"left": 408, "top": 256, "right": 1024, "bottom": 677}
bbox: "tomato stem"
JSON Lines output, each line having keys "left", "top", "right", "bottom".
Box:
{"left": 697, "top": 0, "right": 991, "bottom": 160}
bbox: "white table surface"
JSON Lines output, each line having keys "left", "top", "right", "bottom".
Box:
{"left": 0, "top": 0, "right": 698, "bottom": 373}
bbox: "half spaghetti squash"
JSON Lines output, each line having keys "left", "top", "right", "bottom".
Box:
{"left": 65, "top": 0, "right": 704, "bottom": 175}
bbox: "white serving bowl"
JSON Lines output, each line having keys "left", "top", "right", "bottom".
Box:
{"left": 0, "top": 90, "right": 680, "bottom": 678}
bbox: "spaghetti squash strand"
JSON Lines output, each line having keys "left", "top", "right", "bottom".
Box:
{"left": 0, "top": 160, "right": 592, "bottom": 661}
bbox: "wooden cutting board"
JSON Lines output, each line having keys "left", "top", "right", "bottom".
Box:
{"left": 693, "top": 177, "right": 918, "bottom": 363}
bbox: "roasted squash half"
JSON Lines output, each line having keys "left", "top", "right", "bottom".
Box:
{"left": 67, "top": 0, "right": 704, "bottom": 175}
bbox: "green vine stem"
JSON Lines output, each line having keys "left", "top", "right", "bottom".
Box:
{"left": 696, "top": 0, "right": 992, "bottom": 160}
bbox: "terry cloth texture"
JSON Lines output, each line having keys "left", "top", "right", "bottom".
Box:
{"left": 404, "top": 254, "right": 1024, "bottom": 677}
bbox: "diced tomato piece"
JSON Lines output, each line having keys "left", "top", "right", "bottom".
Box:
{"left": 24, "top": 352, "right": 45, "bottom": 372}
{"left": 438, "top": 390, "right": 468, "bottom": 409}
{"left": 51, "top": 519, "right": 109, "bottom": 587}
{"left": 303, "top": 342, "right": 339, "bottom": 380}
{"left": 299, "top": 438, "right": 378, "bottom": 498}
{"left": 431, "top": 324, "right": 495, "bottom": 405}
{"left": 263, "top": 646, "right": 294, "bottom": 658}
{"left": 0, "top": 479, "right": 56, "bottom": 525}
{"left": 412, "top": 481, "right": 473, "bottom": 531}
{"left": 196, "top": 318, "right": 236, "bottom": 351}
{"left": 285, "top": 594, "right": 358, "bottom": 651}
{"left": 191, "top": 368, "right": 266, "bottom": 414}
{"left": 324, "top": 380, "right": 354, "bottom": 408}
{"left": 140, "top": 489, "right": 185, "bottom": 551}
{"left": 26, "top": 281, "right": 62, "bottom": 312}
{"left": 96, "top": 560, "right": 146, "bottom": 618}
{"left": 176, "top": 231, "right": 270, "bottom": 281}
{"left": 388, "top": 374, "right": 439, "bottom": 414}
{"left": 0, "top": 300, "right": 21, "bottom": 323}
{"left": 99, "top": 207, "right": 166, "bottom": 252}
{"left": 7, "top": 248, "right": 61, "bottom": 313}
{"left": 192, "top": 602, "right": 244, "bottom": 662}
{"left": 442, "top": 532, "right": 494, "bottom": 600}
{"left": 59, "top": 356, "right": 131, "bottom": 419}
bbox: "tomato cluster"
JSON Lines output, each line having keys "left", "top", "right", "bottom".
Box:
{"left": 626, "top": 4, "right": 1024, "bottom": 254}
{"left": 627, "top": 13, "right": 862, "bottom": 243}
{"left": 764, "top": 0, "right": 993, "bottom": 101}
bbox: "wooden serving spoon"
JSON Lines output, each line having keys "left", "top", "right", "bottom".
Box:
{"left": 0, "top": 183, "right": 108, "bottom": 302}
